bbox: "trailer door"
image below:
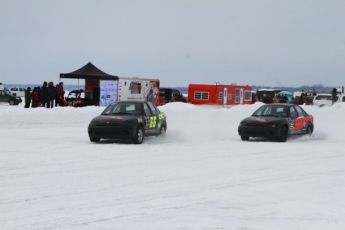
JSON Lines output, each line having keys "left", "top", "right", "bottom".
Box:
{"left": 223, "top": 88, "right": 228, "bottom": 106}
{"left": 235, "top": 88, "right": 244, "bottom": 104}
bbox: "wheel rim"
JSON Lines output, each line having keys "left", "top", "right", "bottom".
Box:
{"left": 138, "top": 128, "right": 144, "bottom": 142}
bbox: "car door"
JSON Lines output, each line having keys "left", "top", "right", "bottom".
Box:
{"left": 0, "top": 90, "right": 6, "bottom": 102}
{"left": 146, "top": 102, "right": 160, "bottom": 133}
{"left": 288, "top": 106, "right": 300, "bottom": 134}
{"left": 293, "top": 105, "right": 309, "bottom": 133}
{"left": 143, "top": 102, "right": 155, "bottom": 133}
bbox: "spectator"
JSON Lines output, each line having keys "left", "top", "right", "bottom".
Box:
{"left": 56, "top": 82, "right": 66, "bottom": 106}
{"left": 24, "top": 87, "right": 31, "bottom": 108}
{"left": 299, "top": 90, "right": 306, "bottom": 105}
{"left": 31, "top": 87, "right": 39, "bottom": 108}
{"left": 332, "top": 88, "right": 338, "bottom": 105}
{"left": 46, "top": 82, "right": 56, "bottom": 108}
{"left": 267, "top": 95, "right": 273, "bottom": 104}
{"left": 279, "top": 94, "right": 288, "bottom": 103}
{"left": 40, "top": 81, "right": 48, "bottom": 107}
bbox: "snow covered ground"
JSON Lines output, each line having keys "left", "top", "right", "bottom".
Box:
{"left": 1, "top": 102, "right": 345, "bottom": 230}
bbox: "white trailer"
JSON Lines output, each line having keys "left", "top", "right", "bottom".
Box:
{"left": 117, "top": 77, "right": 160, "bottom": 105}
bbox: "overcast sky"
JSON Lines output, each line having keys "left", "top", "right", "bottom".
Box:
{"left": 1, "top": 0, "right": 344, "bottom": 87}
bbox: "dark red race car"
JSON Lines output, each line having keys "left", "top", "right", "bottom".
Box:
{"left": 238, "top": 104, "right": 314, "bottom": 142}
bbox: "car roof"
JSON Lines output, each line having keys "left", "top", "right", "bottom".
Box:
{"left": 263, "top": 103, "right": 294, "bottom": 107}
{"left": 116, "top": 100, "right": 147, "bottom": 104}
{"left": 314, "top": 93, "right": 332, "bottom": 96}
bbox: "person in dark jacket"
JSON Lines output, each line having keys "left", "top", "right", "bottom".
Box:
{"left": 299, "top": 90, "right": 306, "bottom": 105}
{"left": 332, "top": 88, "right": 338, "bottom": 105}
{"left": 40, "top": 81, "right": 48, "bottom": 107}
{"left": 24, "top": 87, "right": 31, "bottom": 108}
{"left": 46, "top": 82, "right": 56, "bottom": 108}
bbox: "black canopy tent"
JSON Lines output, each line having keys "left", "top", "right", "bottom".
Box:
{"left": 59, "top": 62, "right": 118, "bottom": 106}
{"left": 59, "top": 62, "right": 118, "bottom": 80}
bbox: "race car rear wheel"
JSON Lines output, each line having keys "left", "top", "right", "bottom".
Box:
{"left": 133, "top": 126, "right": 144, "bottom": 144}
{"left": 241, "top": 136, "right": 249, "bottom": 141}
{"left": 306, "top": 126, "right": 312, "bottom": 136}
{"left": 278, "top": 126, "right": 288, "bottom": 142}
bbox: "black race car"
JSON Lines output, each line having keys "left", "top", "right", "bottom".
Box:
{"left": 238, "top": 104, "right": 314, "bottom": 142}
{"left": 88, "top": 100, "right": 167, "bottom": 144}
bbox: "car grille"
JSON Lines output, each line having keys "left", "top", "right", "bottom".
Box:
{"left": 97, "top": 123, "right": 120, "bottom": 126}
{"left": 243, "top": 130, "right": 267, "bottom": 135}
{"left": 244, "top": 123, "right": 266, "bottom": 127}
{"left": 92, "top": 130, "right": 130, "bottom": 135}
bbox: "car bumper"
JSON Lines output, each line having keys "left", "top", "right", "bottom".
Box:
{"left": 88, "top": 124, "right": 138, "bottom": 140}
{"left": 238, "top": 125, "right": 281, "bottom": 138}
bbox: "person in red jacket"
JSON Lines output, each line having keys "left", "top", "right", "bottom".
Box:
{"left": 56, "top": 82, "right": 66, "bottom": 106}
{"left": 31, "top": 87, "right": 39, "bottom": 108}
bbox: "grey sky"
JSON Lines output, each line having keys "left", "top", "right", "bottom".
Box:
{"left": 1, "top": 0, "right": 344, "bottom": 87}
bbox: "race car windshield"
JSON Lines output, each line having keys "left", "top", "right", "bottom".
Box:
{"left": 252, "top": 105, "right": 288, "bottom": 117}
{"left": 101, "top": 103, "right": 143, "bottom": 115}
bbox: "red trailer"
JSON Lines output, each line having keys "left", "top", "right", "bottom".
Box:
{"left": 188, "top": 83, "right": 253, "bottom": 106}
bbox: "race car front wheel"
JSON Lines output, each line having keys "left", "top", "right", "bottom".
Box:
{"left": 241, "top": 136, "right": 249, "bottom": 141}
{"left": 90, "top": 137, "right": 100, "bottom": 142}
{"left": 133, "top": 126, "right": 144, "bottom": 144}
{"left": 278, "top": 126, "right": 288, "bottom": 142}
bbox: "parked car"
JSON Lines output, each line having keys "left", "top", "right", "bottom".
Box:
{"left": 238, "top": 104, "right": 314, "bottom": 142}
{"left": 65, "top": 89, "right": 93, "bottom": 107}
{"left": 312, "top": 94, "right": 333, "bottom": 107}
{"left": 0, "top": 90, "right": 23, "bottom": 105}
{"left": 88, "top": 100, "right": 167, "bottom": 144}
{"left": 312, "top": 93, "right": 345, "bottom": 107}
{"left": 9, "top": 87, "right": 26, "bottom": 97}
{"left": 4, "top": 88, "right": 11, "bottom": 94}
{"left": 159, "top": 87, "right": 187, "bottom": 104}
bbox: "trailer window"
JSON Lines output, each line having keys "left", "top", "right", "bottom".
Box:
{"left": 227, "top": 94, "right": 232, "bottom": 100}
{"left": 129, "top": 82, "right": 141, "bottom": 94}
{"left": 194, "top": 92, "right": 209, "bottom": 100}
{"left": 218, "top": 93, "right": 223, "bottom": 100}
{"left": 244, "top": 91, "right": 252, "bottom": 101}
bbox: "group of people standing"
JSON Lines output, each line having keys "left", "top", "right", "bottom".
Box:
{"left": 24, "top": 81, "right": 66, "bottom": 108}
{"left": 261, "top": 94, "right": 288, "bottom": 104}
